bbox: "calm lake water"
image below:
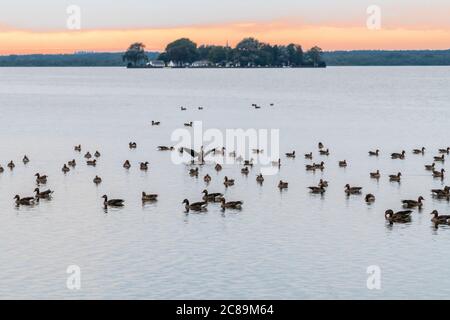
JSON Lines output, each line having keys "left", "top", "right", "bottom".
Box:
{"left": 1, "top": 67, "right": 450, "bottom": 299}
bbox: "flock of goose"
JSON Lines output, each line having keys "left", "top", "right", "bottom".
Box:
{"left": 3, "top": 107, "right": 450, "bottom": 227}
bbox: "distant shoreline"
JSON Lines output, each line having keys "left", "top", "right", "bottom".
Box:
{"left": 1, "top": 50, "right": 450, "bottom": 67}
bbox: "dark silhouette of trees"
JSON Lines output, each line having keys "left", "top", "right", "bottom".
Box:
{"left": 122, "top": 42, "right": 148, "bottom": 67}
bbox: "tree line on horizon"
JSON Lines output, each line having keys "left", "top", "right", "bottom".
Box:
{"left": 123, "top": 38, "right": 326, "bottom": 67}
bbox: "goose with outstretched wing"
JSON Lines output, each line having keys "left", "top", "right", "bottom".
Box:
{"left": 181, "top": 146, "right": 216, "bottom": 164}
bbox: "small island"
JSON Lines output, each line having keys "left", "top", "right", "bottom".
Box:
{"left": 123, "top": 37, "right": 326, "bottom": 69}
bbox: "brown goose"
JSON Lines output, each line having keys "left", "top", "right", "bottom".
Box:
{"left": 93, "top": 175, "right": 102, "bottom": 184}
{"left": 370, "top": 170, "right": 380, "bottom": 179}
{"left": 241, "top": 167, "right": 249, "bottom": 175}
{"left": 203, "top": 174, "right": 212, "bottom": 183}
{"left": 365, "top": 194, "right": 376, "bottom": 203}
{"left": 425, "top": 163, "right": 435, "bottom": 170}
{"left": 140, "top": 162, "right": 149, "bottom": 171}
{"left": 304, "top": 152, "right": 313, "bottom": 159}
{"left": 62, "top": 164, "right": 70, "bottom": 173}
{"left": 23, "top": 155, "right": 30, "bottom": 164}
{"left": 318, "top": 142, "right": 324, "bottom": 150}
{"left": 345, "top": 184, "right": 362, "bottom": 195}
{"left": 286, "top": 151, "right": 296, "bottom": 158}
{"left": 14, "top": 195, "right": 36, "bottom": 206}
{"left": 433, "top": 168, "right": 445, "bottom": 178}
{"left": 368, "top": 149, "right": 379, "bottom": 156}
{"left": 74, "top": 144, "right": 81, "bottom": 152}
{"left": 84, "top": 152, "right": 92, "bottom": 159}
{"left": 123, "top": 160, "right": 131, "bottom": 169}
{"left": 220, "top": 198, "right": 243, "bottom": 209}
{"left": 87, "top": 159, "right": 97, "bottom": 166}
{"left": 215, "top": 163, "right": 223, "bottom": 172}
{"left": 385, "top": 210, "right": 412, "bottom": 223}
{"left": 7, "top": 161, "right": 15, "bottom": 169}
{"left": 430, "top": 210, "right": 450, "bottom": 225}
{"left": 434, "top": 154, "right": 445, "bottom": 162}
{"left": 391, "top": 151, "right": 405, "bottom": 159}
{"left": 319, "top": 149, "right": 330, "bottom": 156}
{"left": 34, "top": 188, "right": 53, "bottom": 199}
{"left": 431, "top": 186, "right": 450, "bottom": 198}
{"left": 0, "top": 165, "right": 4, "bottom": 173}
{"left": 68, "top": 159, "right": 76, "bottom": 167}
{"left": 102, "top": 195, "right": 124, "bottom": 207}
{"left": 412, "top": 147, "right": 425, "bottom": 154}
{"left": 157, "top": 146, "right": 174, "bottom": 151}
{"left": 402, "top": 196, "right": 424, "bottom": 208}
{"left": 439, "top": 147, "right": 450, "bottom": 154}
{"left": 278, "top": 180, "right": 288, "bottom": 189}
{"left": 339, "top": 160, "right": 347, "bottom": 168}
{"left": 389, "top": 172, "right": 401, "bottom": 182}
{"left": 319, "top": 179, "right": 328, "bottom": 188}
{"left": 202, "top": 190, "right": 223, "bottom": 202}
{"left": 308, "top": 186, "right": 325, "bottom": 194}
{"left": 184, "top": 122, "right": 193, "bottom": 127}
{"left": 182, "top": 199, "right": 207, "bottom": 212}
{"left": 94, "top": 151, "right": 101, "bottom": 158}
{"left": 151, "top": 121, "right": 160, "bottom": 126}
{"left": 35, "top": 173, "right": 47, "bottom": 184}
{"left": 189, "top": 167, "right": 199, "bottom": 177}
{"left": 129, "top": 142, "right": 137, "bottom": 149}
{"left": 256, "top": 174, "right": 264, "bottom": 183}
{"left": 224, "top": 176, "right": 235, "bottom": 187}
{"left": 142, "top": 192, "right": 158, "bottom": 202}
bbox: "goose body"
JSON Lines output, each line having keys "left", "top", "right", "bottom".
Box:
{"left": 0, "top": 165, "right": 4, "bottom": 173}
{"left": 413, "top": 147, "right": 425, "bottom": 154}
{"left": 434, "top": 154, "right": 445, "bottom": 162}
{"left": 87, "top": 159, "right": 97, "bottom": 166}
{"left": 278, "top": 180, "right": 288, "bottom": 189}
{"left": 256, "top": 174, "right": 264, "bottom": 183}
{"left": 345, "top": 184, "right": 362, "bottom": 194}
{"left": 123, "top": 160, "right": 131, "bottom": 169}
{"left": 157, "top": 146, "right": 174, "bottom": 151}
{"left": 402, "top": 196, "right": 424, "bottom": 208}
{"left": 370, "top": 170, "right": 380, "bottom": 179}
{"left": 140, "top": 162, "right": 149, "bottom": 171}
{"left": 202, "top": 190, "right": 224, "bottom": 202}
{"left": 7, "top": 161, "right": 15, "bottom": 169}
{"left": 74, "top": 145, "right": 81, "bottom": 152}
{"left": 35, "top": 173, "right": 47, "bottom": 184}
{"left": 389, "top": 172, "right": 401, "bottom": 182}
{"left": 94, "top": 151, "right": 101, "bottom": 158}
{"left": 425, "top": 163, "right": 435, "bottom": 171}
{"left": 151, "top": 121, "right": 160, "bottom": 126}
{"left": 369, "top": 149, "right": 379, "bottom": 156}
{"left": 189, "top": 168, "right": 199, "bottom": 177}
{"left": 14, "top": 195, "right": 36, "bottom": 206}
{"left": 309, "top": 186, "right": 325, "bottom": 194}
{"left": 319, "top": 149, "right": 330, "bottom": 156}
{"left": 391, "top": 151, "right": 405, "bottom": 159}
{"left": 102, "top": 195, "right": 124, "bottom": 207}
{"left": 215, "top": 163, "right": 222, "bottom": 172}
{"left": 431, "top": 186, "right": 450, "bottom": 197}
{"left": 430, "top": 210, "right": 450, "bottom": 225}
{"left": 224, "top": 176, "right": 235, "bottom": 187}
{"left": 182, "top": 199, "right": 207, "bottom": 212}
{"left": 93, "top": 175, "right": 102, "bottom": 184}
{"left": 34, "top": 188, "right": 53, "bottom": 199}
{"left": 241, "top": 167, "right": 249, "bottom": 175}
{"left": 305, "top": 152, "right": 313, "bottom": 159}
{"left": 142, "top": 192, "right": 158, "bottom": 202}
{"left": 339, "top": 160, "right": 347, "bottom": 167}
{"left": 62, "top": 164, "right": 70, "bottom": 173}
{"left": 129, "top": 142, "right": 137, "bottom": 149}
{"left": 365, "top": 194, "right": 376, "bottom": 203}
{"left": 385, "top": 210, "right": 412, "bottom": 223}
{"left": 184, "top": 122, "right": 193, "bottom": 127}
{"left": 68, "top": 159, "right": 76, "bottom": 167}
{"left": 433, "top": 168, "right": 445, "bottom": 178}
{"left": 84, "top": 152, "right": 92, "bottom": 159}
{"left": 23, "top": 155, "right": 30, "bottom": 164}
{"left": 286, "top": 151, "right": 296, "bottom": 158}
{"left": 203, "top": 174, "right": 212, "bottom": 183}
{"left": 439, "top": 147, "right": 450, "bottom": 154}
{"left": 220, "top": 198, "right": 243, "bottom": 209}
{"left": 319, "top": 179, "right": 328, "bottom": 188}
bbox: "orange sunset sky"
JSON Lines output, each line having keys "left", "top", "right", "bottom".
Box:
{"left": 1, "top": 1, "right": 450, "bottom": 54}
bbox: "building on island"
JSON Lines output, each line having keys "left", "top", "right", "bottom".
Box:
{"left": 147, "top": 60, "right": 166, "bottom": 68}
{"left": 191, "top": 60, "right": 213, "bottom": 68}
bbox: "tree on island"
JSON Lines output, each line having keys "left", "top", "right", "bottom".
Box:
{"left": 122, "top": 42, "right": 148, "bottom": 67}
{"left": 305, "top": 46, "right": 324, "bottom": 67}
{"left": 160, "top": 38, "right": 199, "bottom": 65}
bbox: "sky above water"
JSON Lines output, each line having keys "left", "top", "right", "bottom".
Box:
{"left": 0, "top": 0, "right": 449, "bottom": 53}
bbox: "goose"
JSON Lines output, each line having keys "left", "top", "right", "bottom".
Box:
{"left": 93, "top": 175, "right": 102, "bottom": 184}
{"left": 431, "top": 186, "right": 450, "bottom": 197}
{"left": 425, "top": 163, "right": 435, "bottom": 171}
{"left": 402, "top": 196, "right": 424, "bottom": 208}
{"left": 198, "top": 106, "right": 203, "bottom": 110}
{"left": 308, "top": 186, "right": 326, "bottom": 194}
{"left": 413, "top": 147, "right": 425, "bottom": 154}
{"left": 430, "top": 210, "right": 450, "bottom": 225}
{"left": 385, "top": 210, "right": 412, "bottom": 223}
{"left": 0, "top": 165, "right": 4, "bottom": 173}
{"left": 35, "top": 173, "right": 47, "bottom": 184}
{"left": 14, "top": 195, "right": 36, "bottom": 206}
{"left": 84, "top": 152, "right": 92, "bottom": 159}
{"left": 433, "top": 168, "right": 445, "bottom": 178}
{"left": 94, "top": 151, "right": 101, "bottom": 158}
{"left": 102, "top": 195, "right": 124, "bottom": 207}
{"left": 123, "top": 160, "right": 131, "bottom": 169}
{"left": 203, "top": 174, "right": 212, "bottom": 183}
{"left": 319, "top": 149, "right": 330, "bottom": 156}
{"left": 306, "top": 164, "right": 316, "bottom": 171}
{"left": 368, "top": 149, "right": 379, "bottom": 156}
{"left": 157, "top": 146, "right": 174, "bottom": 151}
{"left": 439, "top": 147, "right": 450, "bottom": 154}
{"left": 129, "top": 142, "right": 137, "bottom": 149}
{"left": 23, "top": 155, "right": 30, "bottom": 164}
{"left": 304, "top": 152, "right": 313, "bottom": 159}
{"left": 338, "top": 160, "right": 347, "bottom": 167}
{"left": 202, "top": 190, "right": 224, "bottom": 202}
{"left": 74, "top": 144, "right": 81, "bottom": 152}
{"left": 319, "top": 179, "right": 328, "bottom": 188}
{"left": 180, "top": 106, "right": 187, "bottom": 111}
{"left": 391, "top": 151, "right": 405, "bottom": 159}
{"left": 244, "top": 159, "right": 254, "bottom": 167}
{"left": 365, "top": 194, "right": 376, "bottom": 203}
{"left": 87, "top": 159, "right": 97, "bottom": 166}
{"left": 256, "top": 174, "right": 264, "bottom": 183}
{"left": 7, "top": 161, "right": 15, "bottom": 169}
{"left": 389, "top": 172, "right": 402, "bottom": 182}
{"left": 140, "top": 162, "right": 149, "bottom": 171}
{"left": 189, "top": 168, "right": 199, "bottom": 177}
{"left": 223, "top": 176, "right": 235, "bottom": 187}
{"left": 34, "top": 188, "right": 53, "bottom": 199}
{"left": 184, "top": 122, "right": 193, "bottom": 127}
{"left": 370, "top": 170, "right": 381, "bottom": 179}
{"left": 270, "top": 103, "right": 274, "bottom": 106}
{"left": 151, "top": 121, "right": 160, "bottom": 126}
{"left": 215, "top": 163, "right": 222, "bottom": 172}
{"left": 434, "top": 154, "right": 445, "bottom": 162}
{"left": 345, "top": 184, "right": 362, "bottom": 195}
{"left": 62, "top": 164, "right": 70, "bottom": 173}
{"left": 313, "top": 162, "right": 325, "bottom": 170}
{"left": 220, "top": 198, "right": 243, "bottom": 209}
{"left": 182, "top": 199, "right": 207, "bottom": 212}
{"left": 181, "top": 146, "right": 216, "bottom": 164}
{"left": 286, "top": 151, "right": 296, "bottom": 158}
{"left": 241, "top": 167, "right": 249, "bottom": 175}
{"left": 68, "top": 159, "right": 76, "bottom": 167}
{"left": 278, "top": 180, "right": 288, "bottom": 189}
{"left": 142, "top": 192, "right": 158, "bottom": 202}
{"left": 318, "top": 142, "right": 324, "bottom": 150}
{"left": 254, "top": 105, "right": 261, "bottom": 109}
